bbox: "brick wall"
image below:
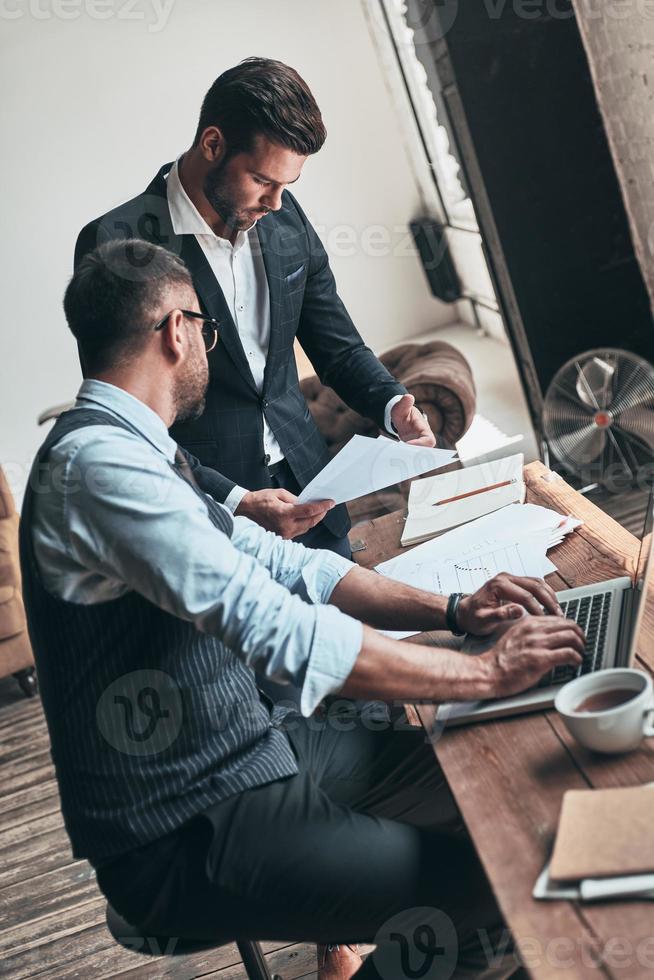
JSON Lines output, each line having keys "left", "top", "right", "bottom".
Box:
{"left": 573, "top": 2, "right": 654, "bottom": 314}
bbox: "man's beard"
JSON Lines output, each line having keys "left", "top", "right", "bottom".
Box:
{"left": 203, "top": 160, "right": 258, "bottom": 232}
{"left": 174, "top": 344, "right": 209, "bottom": 424}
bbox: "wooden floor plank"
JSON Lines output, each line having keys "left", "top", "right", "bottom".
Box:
{"left": 209, "top": 943, "right": 316, "bottom": 980}
{"left": 0, "top": 846, "right": 75, "bottom": 892}
{"left": 0, "top": 779, "right": 60, "bottom": 817}
{"left": 0, "top": 895, "right": 104, "bottom": 957}
{"left": 0, "top": 791, "right": 62, "bottom": 834}
{"left": 0, "top": 704, "right": 43, "bottom": 736}
{"left": 1, "top": 750, "right": 54, "bottom": 785}
{"left": 94, "top": 941, "right": 294, "bottom": 980}
{"left": 0, "top": 728, "right": 51, "bottom": 758}
{"left": 0, "top": 826, "right": 72, "bottom": 872}
{"left": 0, "top": 861, "right": 96, "bottom": 929}
{"left": 0, "top": 762, "right": 59, "bottom": 800}
{"left": 0, "top": 811, "right": 63, "bottom": 852}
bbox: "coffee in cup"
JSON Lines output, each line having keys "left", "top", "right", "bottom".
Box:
{"left": 554, "top": 668, "right": 654, "bottom": 754}
{"left": 574, "top": 688, "right": 639, "bottom": 714}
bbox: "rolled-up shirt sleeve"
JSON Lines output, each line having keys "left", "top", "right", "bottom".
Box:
{"left": 49, "top": 431, "right": 362, "bottom": 716}
{"left": 230, "top": 514, "right": 355, "bottom": 603}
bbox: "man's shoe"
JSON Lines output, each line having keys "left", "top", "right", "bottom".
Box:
{"left": 317, "top": 943, "right": 363, "bottom": 980}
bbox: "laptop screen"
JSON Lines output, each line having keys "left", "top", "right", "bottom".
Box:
{"left": 627, "top": 483, "right": 654, "bottom": 664}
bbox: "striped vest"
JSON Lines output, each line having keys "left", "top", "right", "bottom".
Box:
{"left": 19, "top": 409, "right": 298, "bottom": 866}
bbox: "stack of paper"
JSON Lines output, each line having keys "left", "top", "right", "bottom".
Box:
{"left": 376, "top": 503, "right": 583, "bottom": 639}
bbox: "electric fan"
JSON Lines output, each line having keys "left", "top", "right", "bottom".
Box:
{"left": 542, "top": 349, "right": 654, "bottom": 488}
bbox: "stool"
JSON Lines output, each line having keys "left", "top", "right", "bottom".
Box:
{"left": 106, "top": 902, "right": 282, "bottom": 980}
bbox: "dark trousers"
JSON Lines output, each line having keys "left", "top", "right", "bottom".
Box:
{"left": 96, "top": 706, "right": 516, "bottom": 978}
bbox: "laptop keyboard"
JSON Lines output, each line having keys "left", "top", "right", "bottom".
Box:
{"left": 537, "top": 592, "right": 612, "bottom": 687}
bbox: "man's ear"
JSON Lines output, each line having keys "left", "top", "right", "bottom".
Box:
{"left": 199, "top": 126, "right": 226, "bottom": 164}
{"left": 160, "top": 309, "right": 187, "bottom": 364}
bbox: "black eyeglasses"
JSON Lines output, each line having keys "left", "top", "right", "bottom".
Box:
{"left": 152, "top": 309, "right": 219, "bottom": 353}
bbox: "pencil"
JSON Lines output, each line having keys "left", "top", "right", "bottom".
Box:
{"left": 432, "top": 479, "right": 515, "bottom": 507}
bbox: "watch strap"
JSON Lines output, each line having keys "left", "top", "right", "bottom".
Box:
{"left": 446, "top": 592, "right": 467, "bottom": 636}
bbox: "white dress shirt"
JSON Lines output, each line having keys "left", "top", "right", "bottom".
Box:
{"left": 166, "top": 159, "right": 403, "bottom": 514}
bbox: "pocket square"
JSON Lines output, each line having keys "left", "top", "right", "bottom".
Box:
{"left": 284, "top": 264, "right": 306, "bottom": 285}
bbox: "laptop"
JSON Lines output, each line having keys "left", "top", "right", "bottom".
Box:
{"left": 437, "top": 487, "right": 654, "bottom": 727}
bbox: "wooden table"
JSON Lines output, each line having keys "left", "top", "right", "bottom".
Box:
{"left": 349, "top": 460, "right": 654, "bottom": 980}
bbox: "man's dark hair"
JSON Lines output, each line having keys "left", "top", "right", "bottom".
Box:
{"left": 64, "top": 239, "right": 194, "bottom": 374}
{"left": 193, "top": 57, "right": 326, "bottom": 156}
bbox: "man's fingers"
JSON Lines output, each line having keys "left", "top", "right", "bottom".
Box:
{"left": 536, "top": 627, "right": 586, "bottom": 655}
{"left": 545, "top": 646, "right": 583, "bottom": 669}
{"left": 494, "top": 574, "right": 561, "bottom": 615}
{"left": 274, "top": 488, "right": 299, "bottom": 504}
{"left": 514, "top": 576, "right": 561, "bottom": 615}
{"left": 394, "top": 394, "right": 415, "bottom": 424}
{"left": 490, "top": 580, "right": 544, "bottom": 616}
{"left": 406, "top": 434, "right": 437, "bottom": 447}
{"left": 521, "top": 615, "right": 585, "bottom": 640}
{"left": 291, "top": 500, "right": 334, "bottom": 520}
{"left": 491, "top": 603, "right": 524, "bottom": 622}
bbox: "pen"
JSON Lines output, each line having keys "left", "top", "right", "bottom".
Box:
{"left": 432, "top": 478, "right": 516, "bottom": 507}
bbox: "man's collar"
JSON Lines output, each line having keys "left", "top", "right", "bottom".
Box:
{"left": 75, "top": 379, "right": 177, "bottom": 462}
{"left": 166, "top": 158, "right": 252, "bottom": 252}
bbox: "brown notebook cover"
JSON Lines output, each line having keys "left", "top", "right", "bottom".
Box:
{"left": 550, "top": 786, "right": 654, "bottom": 881}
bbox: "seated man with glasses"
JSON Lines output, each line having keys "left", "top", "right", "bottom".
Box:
{"left": 21, "top": 239, "right": 583, "bottom": 980}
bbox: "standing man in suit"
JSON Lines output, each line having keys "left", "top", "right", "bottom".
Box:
{"left": 75, "top": 57, "right": 435, "bottom": 559}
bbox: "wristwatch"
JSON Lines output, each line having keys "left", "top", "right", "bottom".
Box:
{"left": 446, "top": 592, "right": 467, "bottom": 636}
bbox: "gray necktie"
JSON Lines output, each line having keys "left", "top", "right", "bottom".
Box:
{"left": 174, "top": 446, "right": 199, "bottom": 488}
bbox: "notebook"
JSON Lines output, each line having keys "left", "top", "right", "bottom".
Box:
{"left": 549, "top": 785, "right": 654, "bottom": 882}
{"left": 400, "top": 453, "right": 525, "bottom": 547}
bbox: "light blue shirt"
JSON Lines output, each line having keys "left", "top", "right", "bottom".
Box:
{"left": 31, "top": 380, "right": 363, "bottom": 716}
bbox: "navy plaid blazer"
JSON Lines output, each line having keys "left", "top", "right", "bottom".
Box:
{"left": 74, "top": 163, "right": 407, "bottom": 537}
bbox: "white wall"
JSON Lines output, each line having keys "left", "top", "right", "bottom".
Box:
{"left": 0, "top": 0, "right": 457, "bottom": 504}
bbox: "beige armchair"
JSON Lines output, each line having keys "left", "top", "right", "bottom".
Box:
{"left": 0, "top": 466, "right": 37, "bottom": 697}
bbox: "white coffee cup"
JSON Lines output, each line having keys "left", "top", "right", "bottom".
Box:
{"left": 554, "top": 668, "right": 654, "bottom": 754}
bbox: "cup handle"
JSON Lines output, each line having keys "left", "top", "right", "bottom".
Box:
{"left": 644, "top": 706, "right": 654, "bottom": 737}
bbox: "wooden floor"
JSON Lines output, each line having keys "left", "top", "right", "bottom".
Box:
{"left": 0, "top": 674, "right": 325, "bottom": 980}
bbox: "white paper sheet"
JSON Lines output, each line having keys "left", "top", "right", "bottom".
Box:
{"left": 377, "top": 504, "right": 581, "bottom": 581}
{"left": 375, "top": 504, "right": 582, "bottom": 640}
{"left": 296, "top": 435, "right": 456, "bottom": 505}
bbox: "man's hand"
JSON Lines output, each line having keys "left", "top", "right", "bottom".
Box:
{"left": 235, "top": 488, "right": 335, "bottom": 539}
{"left": 390, "top": 394, "right": 436, "bottom": 447}
{"left": 481, "top": 616, "right": 585, "bottom": 699}
{"left": 457, "top": 573, "right": 563, "bottom": 636}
